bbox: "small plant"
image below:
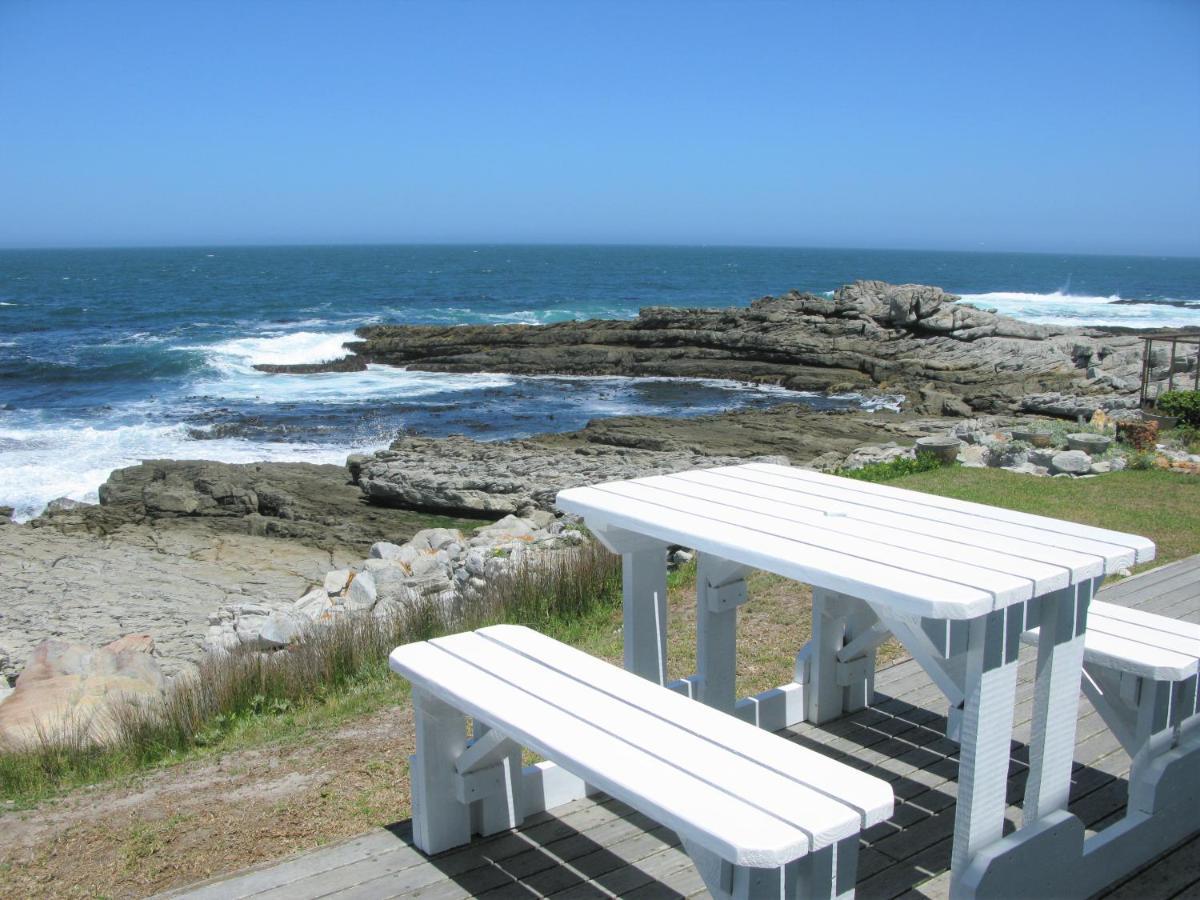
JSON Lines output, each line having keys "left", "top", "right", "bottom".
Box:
{"left": 1158, "top": 390, "right": 1200, "bottom": 427}
{"left": 837, "top": 451, "right": 946, "bottom": 483}
{"left": 1126, "top": 450, "right": 1159, "bottom": 470}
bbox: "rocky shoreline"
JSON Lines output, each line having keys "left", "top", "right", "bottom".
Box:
{"left": 5, "top": 279, "right": 1197, "bottom": 745}
{"left": 258, "top": 280, "right": 1165, "bottom": 417}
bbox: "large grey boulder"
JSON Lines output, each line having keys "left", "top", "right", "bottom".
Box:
{"left": 259, "top": 609, "right": 307, "bottom": 648}
{"left": 343, "top": 571, "right": 377, "bottom": 611}
{"left": 1050, "top": 450, "right": 1093, "bottom": 476}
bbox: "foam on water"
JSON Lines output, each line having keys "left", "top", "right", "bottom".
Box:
{"left": 957, "top": 290, "right": 1200, "bottom": 328}
{"left": 0, "top": 418, "right": 366, "bottom": 522}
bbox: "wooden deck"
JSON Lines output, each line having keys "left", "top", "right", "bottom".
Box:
{"left": 166, "top": 555, "right": 1200, "bottom": 900}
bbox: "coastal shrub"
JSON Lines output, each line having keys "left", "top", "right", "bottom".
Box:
{"left": 837, "top": 451, "right": 947, "bottom": 483}
{"left": 0, "top": 539, "right": 621, "bottom": 802}
{"left": 1158, "top": 390, "right": 1200, "bottom": 427}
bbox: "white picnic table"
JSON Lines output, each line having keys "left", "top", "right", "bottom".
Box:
{"left": 557, "top": 462, "right": 1156, "bottom": 897}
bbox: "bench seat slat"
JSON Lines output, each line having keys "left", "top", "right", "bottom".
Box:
{"left": 1077, "top": 629, "right": 1196, "bottom": 680}
{"left": 1086, "top": 613, "right": 1200, "bottom": 663}
{"left": 479, "top": 624, "right": 893, "bottom": 827}
{"left": 432, "top": 632, "right": 863, "bottom": 849}
{"left": 391, "top": 640, "right": 810, "bottom": 867}
{"left": 594, "top": 480, "right": 1048, "bottom": 600}
{"left": 1089, "top": 600, "right": 1200, "bottom": 645}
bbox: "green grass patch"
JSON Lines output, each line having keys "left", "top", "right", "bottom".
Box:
{"left": 890, "top": 466, "right": 1200, "bottom": 568}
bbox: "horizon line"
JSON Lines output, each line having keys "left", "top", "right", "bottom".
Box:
{"left": 0, "top": 239, "right": 1197, "bottom": 262}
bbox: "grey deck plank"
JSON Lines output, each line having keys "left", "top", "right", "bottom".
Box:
{"left": 167, "top": 557, "right": 1200, "bottom": 900}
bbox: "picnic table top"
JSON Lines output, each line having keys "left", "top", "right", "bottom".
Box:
{"left": 556, "top": 463, "right": 1156, "bottom": 619}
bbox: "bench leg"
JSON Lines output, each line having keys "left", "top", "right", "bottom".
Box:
{"left": 410, "top": 687, "right": 471, "bottom": 855}
{"left": 682, "top": 835, "right": 858, "bottom": 899}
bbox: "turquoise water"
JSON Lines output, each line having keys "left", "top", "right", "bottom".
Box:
{"left": 1, "top": 244, "right": 1198, "bottom": 518}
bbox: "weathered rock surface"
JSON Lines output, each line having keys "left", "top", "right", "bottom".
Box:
{"left": 356, "top": 435, "right": 790, "bottom": 513}
{"left": 0, "top": 518, "right": 359, "bottom": 680}
{"left": 0, "top": 634, "right": 165, "bottom": 749}
{"left": 259, "top": 281, "right": 1163, "bottom": 415}
{"left": 34, "top": 459, "right": 481, "bottom": 557}
{"left": 1050, "top": 450, "right": 1094, "bottom": 476}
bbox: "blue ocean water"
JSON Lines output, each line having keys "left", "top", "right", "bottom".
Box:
{"left": 2, "top": 244, "right": 1198, "bottom": 519}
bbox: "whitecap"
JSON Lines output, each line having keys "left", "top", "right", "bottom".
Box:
{"left": 0, "top": 417, "right": 375, "bottom": 522}
{"left": 956, "top": 290, "right": 1200, "bottom": 329}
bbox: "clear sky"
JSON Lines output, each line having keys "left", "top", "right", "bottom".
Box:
{"left": 2, "top": 1, "right": 1198, "bottom": 255}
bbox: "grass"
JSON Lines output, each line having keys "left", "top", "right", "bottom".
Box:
{"left": 890, "top": 466, "right": 1200, "bottom": 569}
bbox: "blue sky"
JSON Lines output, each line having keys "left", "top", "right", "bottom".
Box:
{"left": 1, "top": 1, "right": 1198, "bottom": 255}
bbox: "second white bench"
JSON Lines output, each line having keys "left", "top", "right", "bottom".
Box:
{"left": 390, "top": 624, "right": 893, "bottom": 899}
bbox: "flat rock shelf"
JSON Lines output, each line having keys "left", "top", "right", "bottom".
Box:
{"left": 162, "top": 556, "right": 1200, "bottom": 900}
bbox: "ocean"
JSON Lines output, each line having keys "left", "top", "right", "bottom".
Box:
{"left": 2, "top": 244, "right": 1198, "bottom": 520}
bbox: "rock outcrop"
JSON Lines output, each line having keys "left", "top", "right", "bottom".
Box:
{"left": 353, "top": 435, "right": 789, "bottom": 514}
{"left": 0, "top": 635, "right": 165, "bottom": 749}
{"left": 203, "top": 514, "right": 589, "bottom": 652}
{"left": 258, "top": 281, "right": 1163, "bottom": 415}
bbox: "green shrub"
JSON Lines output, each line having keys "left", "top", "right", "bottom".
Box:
{"left": 837, "top": 451, "right": 947, "bottom": 483}
{"left": 1158, "top": 390, "right": 1200, "bottom": 427}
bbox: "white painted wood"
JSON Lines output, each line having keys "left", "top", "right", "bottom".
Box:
{"left": 518, "top": 760, "right": 595, "bottom": 817}
{"left": 430, "top": 632, "right": 861, "bottom": 849}
{"left": 738, "top": 462, "right": 1155, "bottom": 564}
{"left": 951, "top": 611, "right": 1021, "bottom": 877}
{"left": 595, "top": 480, "right": 1035, "bottom": 606}
{"left": 409, "top": 688, "right": 471, "bottom": 855}
{"left": 670, "top": 467, "right": 1105, "bottom": 580}
{"left": 630, "top": 471, "right": 1074, "bottom": 594}
{"left": 394, "top": 640, "right": 808, "bottom": 866}
{"left": 1023, "top": 599, "right": 1200, "bottom": 681}
{"left": 477, "top": 624, "right": 892, "bottom": 827}
{"left": 557, "top": 488, "right": 996, "bottom": 618}
{"left": 622, "top": 547, "right": 668, "bottom": 684}
{"left": 1023, "top": 582, "right": 1091, "bottom": 824}
{"left": 696, "top": 553, "right": 743, "bottom": 713}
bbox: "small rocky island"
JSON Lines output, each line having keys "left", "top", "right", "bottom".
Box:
{"left": 259, "top": 280, "right": 1153, "bottom": 418}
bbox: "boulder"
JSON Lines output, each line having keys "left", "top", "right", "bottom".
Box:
{"left": 324, "top": 569, "right": 353, "bottom": 596}
{"left": 343, "top": 571, "right": 378, "bottom": 611}
{"left": 1050, "top": 450, "right": 1093, "bottom": 476}
{"left": 0, "top": 635, "right": 164, "bottom": 748}
{"left": 293, "top": 588, "right": 334, "bottom": 620}
{"left": 259, "top": 609, "right": 307, "bottom": 647}
{"left": 0, "top": 506, "right": 14, "bottom": 524}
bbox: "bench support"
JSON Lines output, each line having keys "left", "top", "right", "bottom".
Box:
{"left": 806, "top": 589, "right": 881, "bottom": 725}
{"left": 958, "top": 727, "right": 1200, "bottom": 899}
{"left": 411, "top": 690, "right": 599, "bottom": 855}
{"left": 695, "top": 554, "right": 750, "bottom": 714}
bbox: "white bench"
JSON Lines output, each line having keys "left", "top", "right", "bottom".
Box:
{"left": 390, "top": 624, "right": 893, "bottom": 899}
{"left": 1024, "top": 599, "right": 1200, "bottom": 763}
{"left": 1004, "top": 599, "right": 1200, "bottom": 896}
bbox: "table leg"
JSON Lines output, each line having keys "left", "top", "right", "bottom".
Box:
{"left": 1023, "top": 579, "right": 1094, "bottom": 824}
{"left": 622, "top": 548, "right": 669, "bottom": 684}
{"left": 695, "top": 554, "right": 747, "bottom": 714}
{"left": 952, "top": 608, "right": 1021, "bottom": 878}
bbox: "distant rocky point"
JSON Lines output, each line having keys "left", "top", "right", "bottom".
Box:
{"left": 256, "top": 280, "right": 1160, "bottom": 416}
